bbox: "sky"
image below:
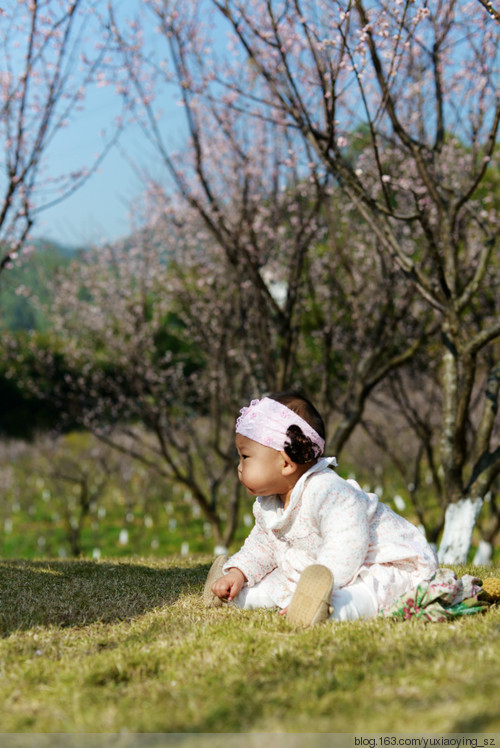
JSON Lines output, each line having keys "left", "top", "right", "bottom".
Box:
{"left": 29, "top": 3, "right": 193, "bottom": 250}
{"left": 33, "top": 135, "right": 141, "bottom": 249}
{"left": 32, "top": 90, "right": 185, "bottom": 250}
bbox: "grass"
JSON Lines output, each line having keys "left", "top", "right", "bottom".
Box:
{"left": 0, "top": 555, "right": 499, "bottom": 733}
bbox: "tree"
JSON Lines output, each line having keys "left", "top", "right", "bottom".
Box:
{"left": 102, "top": 0, "right": 500, "bottom": 558}
{"left": 36, "top": 432, "right": 118, "bottom": 557}
{"left": 355, "top": 148, "right": 500, "bottom": 559}
{"left": 297, "top": 188, "right": 430, "bottom": 456}
{"left": 105, "top": 0, "right": 428, "bottom": 460}
{"left": 0, "top": 0, "right": 121, "bottom": 271}
{"left": 3, "top": 178, "right": 428, "bottom": 551}
{"left": 169, "top": 0, "right": 500, "bottom": 562}
{"left": 7, "top": 1, "right": 499, "bottom": 558}
{"left": 2, "top": 214, "right": 246, "bottom": 549}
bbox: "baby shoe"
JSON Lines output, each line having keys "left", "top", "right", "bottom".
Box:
{"left": 479, "top": 577, "right": 500, "bottom": 604}
{"left": 203, "top": 554, "right": 228, "bottom": 607}
{"left": 287, "top": 564, "right": 334, "bottom": 628}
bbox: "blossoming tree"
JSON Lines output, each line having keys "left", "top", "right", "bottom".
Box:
{"left": 0, "top": 0, "right": 121, "bottom": 271}
{"left": 3, "top": 167, "right": 417, "bottom": 550}
{"left": 5, "top": 1, "right": 499, "bottom": 557}
{"left": 103, "top": 0, "right": 500, "bottom": 561}
{"left": 103, "top": 1, "right": 426, "bottom": 440}
{"left": 102, "top": 0, "right": 499, "bottom": 560}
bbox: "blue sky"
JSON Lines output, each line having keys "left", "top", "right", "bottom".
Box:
{"left": 30, "top": 0, "right": 229, "bottom": 250}
{"left": 29, "top": 4, "right": 190, "bottom": 249}
{"left": 31, "top": 90, "right": 178, "bottom": 249}
{"left": 33, "top": 138, "right": 140, "bottom": 249}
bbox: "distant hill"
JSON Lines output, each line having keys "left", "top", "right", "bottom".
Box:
{"left": 0, "top": 240, "right": 81, "bottom": 332}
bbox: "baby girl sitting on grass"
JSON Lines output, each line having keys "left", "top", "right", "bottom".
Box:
{"left": 204, "top": 391, "right": 440, "bottom": 627}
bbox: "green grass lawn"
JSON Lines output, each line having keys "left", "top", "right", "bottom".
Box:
{"left": 0, "top": 555, "right": 499, "bottom": 733}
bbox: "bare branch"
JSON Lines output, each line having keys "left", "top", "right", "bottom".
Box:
{"left": 475, "top": 0, "right": 500, "bottom": 23}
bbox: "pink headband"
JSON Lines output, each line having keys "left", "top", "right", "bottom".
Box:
{"left": 235, "top": 397, "right": 325, "bottom": 456}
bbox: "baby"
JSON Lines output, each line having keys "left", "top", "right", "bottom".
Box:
{"left": 204, "top": 391, "right": 438, "bottom": 627}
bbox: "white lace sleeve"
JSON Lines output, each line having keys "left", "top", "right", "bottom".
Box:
{"left": 224, "top": 522, "right": 277, "bottom": 587}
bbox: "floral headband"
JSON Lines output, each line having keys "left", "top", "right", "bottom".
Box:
{"left": 235, "top": 397, "right": 325, "bottom": 455}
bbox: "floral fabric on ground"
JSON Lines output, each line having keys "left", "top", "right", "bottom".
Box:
{"left": 379, "top": 568, "right": 487, "bottom": 622}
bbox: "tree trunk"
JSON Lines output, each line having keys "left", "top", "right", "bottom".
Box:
{"left": 473, "top": 540, "right": 493, "bottom": 567}
{"left": 437, "top": 498, "right": 483, "bottom": 565}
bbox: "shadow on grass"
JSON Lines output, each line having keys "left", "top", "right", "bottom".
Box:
{"left": 0, "top": 557, "right": 209, "bottom": 637}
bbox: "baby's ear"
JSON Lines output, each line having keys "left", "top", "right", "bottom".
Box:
{"left": 280, "top": 451, "right": 298, "bottom": 476}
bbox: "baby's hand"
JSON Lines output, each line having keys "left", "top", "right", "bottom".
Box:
{"left": 211, "top": 567, "right": 246, "bottom": 602}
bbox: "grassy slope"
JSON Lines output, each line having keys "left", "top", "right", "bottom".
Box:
{"left": 0, "top": 556, "right": 499, "bottom": 734}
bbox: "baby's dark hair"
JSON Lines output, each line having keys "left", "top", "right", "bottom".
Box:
{"left": 268, "top": 390, "right": 326, "bottom": 464}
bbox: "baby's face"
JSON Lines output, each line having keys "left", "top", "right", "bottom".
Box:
{"left": 235, "top": 434, "right": 288, "bottom": 498}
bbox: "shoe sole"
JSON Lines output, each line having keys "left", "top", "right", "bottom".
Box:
{"left": 287, "top": 565, "right": 334, "bottom": 627}
{"left": 203, "top": 555, "right": 228, "bottom": 607}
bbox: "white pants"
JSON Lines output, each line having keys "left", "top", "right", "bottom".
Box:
{"left": 233, "top": 578, "right": 378, "bottom": 621}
